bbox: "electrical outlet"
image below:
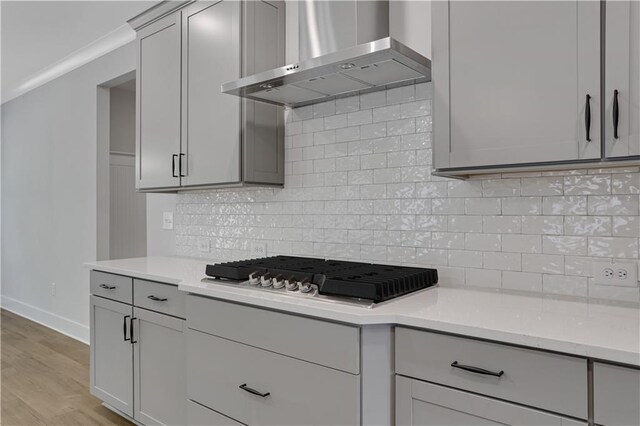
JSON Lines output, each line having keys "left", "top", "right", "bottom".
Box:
{"left": 250, "top": 242, "right": 267, "bottom": 259}
{"left": 51, "top": 283, "right": 56, "bottom": 296}
{"left": 592, "top": 261, "right": 638, "bottom": 287}
{"left": 198, "top": 238, "right": 210, "bottom": 253}
{"left": 162, "top": 212, "right": 174, "bottom": 230}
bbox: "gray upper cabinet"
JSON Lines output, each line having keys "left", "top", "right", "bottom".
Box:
{"left": 182, "top": 1, "right": 241, "bottom": 186}
{"left": 132, "top": 0, "right": 285, "bottom": 191}
{"left": 605, "top": 1, "right": 640, "bottom": 158}
{"left": 136, "top": 12, "right": 182, "bottom": 190}
{"left": 433, "top": 1, "right": 601, "bottom": 173}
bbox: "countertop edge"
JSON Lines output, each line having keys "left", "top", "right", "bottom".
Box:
{"left": 86, "top": 261, "right": 640, "bottom": 368}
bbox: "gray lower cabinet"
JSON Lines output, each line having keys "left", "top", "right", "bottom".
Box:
{"left": 90, "top": 295, "right": 134, "bottom": 417}
{"left": 187, "top": 329, "right": 360, "bottom": 426}
{"left": 604, "top": 1, "right": 640, "bottom": 158}
{"left": 187, "top": 400, "right": 243, "bottom": 426}
{"left": 133, "top": 307, "right": 186, "bottom": 425}
{"left": 90, "top": 272, "right": 186, "bottom": 425}
{"left": 593, "top": 362, "right": 640, "bottom": 426}
{"left": 132, "top": 0, "right": 285, "bottom": 191}
{"left": 396, "top": 376, "right": 585, "bottom": 426}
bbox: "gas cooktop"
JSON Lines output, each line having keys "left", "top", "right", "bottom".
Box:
{"left": 204, "top": 256, "right": 438, "bottom": 306}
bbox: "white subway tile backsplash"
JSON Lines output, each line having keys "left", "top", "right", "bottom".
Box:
{"left": 588, "top": 195, "right": 639, "bottom": 215}
{"left": 502, "top": 271, "right": 542, "bottom": 292}
{"left": 176, "top": 83, "right": 639, "bottom": 304}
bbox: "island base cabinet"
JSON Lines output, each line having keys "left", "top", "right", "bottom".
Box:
{"left": 90, "top": 296, "right": 134, "bottom": 417}
{"left": 187, "top": 329, "right": 360, "bottom": 426}
{"left": 133, "top": 308, "right": 186, "bottom": 426}
{"left": 396, "top": 376, "right": 585, "bottom": 426}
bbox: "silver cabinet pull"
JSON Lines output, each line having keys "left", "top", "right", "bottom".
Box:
{"left": 99, "top": 284, "right": 116, "bottom": 290}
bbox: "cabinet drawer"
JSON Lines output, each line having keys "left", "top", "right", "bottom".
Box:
{"left": 187, "top": 329, "right": 360, "bottom": 426}
{"left": 186, "top": 295, "right": 359, "bottom": 373}
{"left": 396, "top": 327, "right": 588, "bottom": 419}
{"left": 133, "top": 279, "right": 185, "bottom": 318}
{"left": 396, "top": 376, "right": 586, "bottom": 426}
{"left": 90, "top": 271, "right": 133, "bottom": 304}
{"left": 187, "top": 400, "right": 243, "bottom": 426}
{"left": 594, "top": 362, "right": 640, "bottom": 426}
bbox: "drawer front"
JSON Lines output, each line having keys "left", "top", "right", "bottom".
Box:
{"left": 134, "top": 279, "right": 186, "bottom": 318}
{"left": 186, "top": 295, "right": 360, "bottom": 373}
{"left": 396, "top": 327, "right": 587, "bottom": 419}
{"left": 594, "top": 362, "right": 640, "bottom": 426}
{"left": 187, "top": 329, "right": 360, "bottom": 426}
{"left": 90, "top": 271, "right": 133, "bottom": 304}
{"left": 187, "top": 400, "right": 243, "bottom": 426}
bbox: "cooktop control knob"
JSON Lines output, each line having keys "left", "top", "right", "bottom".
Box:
{"left": 248, "top": 272, "right": 260, "bottom": 286}
{"left": 299, "top": 277, "right": 313, "bottom": 294}
{"left": 284, "top": 276, "right": 298, "bottom": 291}
{"left": 272, "top": 274, "right": 285, "bottom": 289}
{"left": 260, "top": 272, "right": 273, "bottom": 287}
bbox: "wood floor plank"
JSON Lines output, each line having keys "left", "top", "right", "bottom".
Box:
{"left": 1, "top": 309, "right": 134, "bottom": 426}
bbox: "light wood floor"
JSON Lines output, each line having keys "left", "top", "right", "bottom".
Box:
{"left": 1, "top": 309, "right": 133, "bottom": 425}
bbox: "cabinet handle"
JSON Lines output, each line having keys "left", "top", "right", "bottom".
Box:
{"left": 585, "top": 94, "right": 592, "bottom": 142}
{"left": 179, "top": 153, "right": 186, "bottom": 177}
{"left": 99, "top": 284, "right": 116, "bottom": 290}
{"left": 130, "top": 317, "right": 138, "bottom": 344}
{"left": 613, "top": 89, "right": 619, "bottom": 139}
{"left": 451, "top": 361, "right": 504, "bottom": 378}
{"left": 239, "top": 384, "right": 270, "bottom": 398}
{"left": 172, "top": 154, "right": 178, "bottom": 178}
{"left": 147, "top": 295, "right": 167, "bottom": 302}
{"left": 123, "top": 315, "right": 131, "bottom": 341}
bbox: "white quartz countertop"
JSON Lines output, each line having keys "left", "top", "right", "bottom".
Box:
{"left": 85, "top": 256, "right": 640, "bottom": 367}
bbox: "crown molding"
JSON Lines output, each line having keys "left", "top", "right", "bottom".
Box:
{"left": 2, "top": 23, "right": 135, "bottom": 104}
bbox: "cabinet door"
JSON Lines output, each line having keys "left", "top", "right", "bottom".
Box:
{"left": 90, "top": 296, "right": 133, "bottom": 417}
{"left": 433, "top": 1, "right": 601, "bottom": 170}
{"left": 396, "top": 376, "right": 585, "bottom": 426}
{"left": 137, "top": 12, "right": 182, "bottom": 190}
{"left": 605, "top": 1, "right": 640, "bottom": 158}
{"left": 133, "top": 307, "right": 186, "bottom": 426}
{"left": 242, "top": 0, "right": 285, "bottom": 185}
{"left": 181, "top": 1, "right": 242, "bottom": 187}
{"left": 593, "top": 362, "right": 640, "bottom": 426}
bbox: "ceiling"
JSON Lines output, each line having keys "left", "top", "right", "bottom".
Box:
{"left": 1, "top": 1, "right": 154, "bottom": 101}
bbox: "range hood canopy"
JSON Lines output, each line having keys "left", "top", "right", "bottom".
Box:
{"left": 221, "top": 1, "right": 431, "bottom": 108}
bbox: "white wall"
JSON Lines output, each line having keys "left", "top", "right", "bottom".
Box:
{"left": 0, "top": 41, "right": 173, "bottom": 342}
{"left": 109, "top": 86, "right": 136, "bottom": 154}
{"left": 147, "top": 194, "right": 176, "bottom": 257}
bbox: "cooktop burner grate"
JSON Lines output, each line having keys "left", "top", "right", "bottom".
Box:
{"left": 205, "top": 256, "right": 438, "bottom": 303}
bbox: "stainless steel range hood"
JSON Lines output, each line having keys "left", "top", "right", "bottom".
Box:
{"left": 221, "top": 1, "right": 431, "bottom": 108}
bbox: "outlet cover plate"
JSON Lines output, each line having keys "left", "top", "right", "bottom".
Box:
{"left": 592, "top": 261, "right": 638, "bottom": 287}
{"left": 198, "top": 238, "right": 210, "bottom": 253}
{"left": 162, "top": 212, "right": 174, "bottom": 230}
{"left": 250, "top": 242, "right": 267, "bottom": 258}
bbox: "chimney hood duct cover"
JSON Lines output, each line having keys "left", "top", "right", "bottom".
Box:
{"left": 221, "top": 2, "right": 431, "bottom": 108}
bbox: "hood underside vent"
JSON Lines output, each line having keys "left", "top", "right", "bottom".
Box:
{"left": 221, "top": 37, "right": 431, "bottom": 108}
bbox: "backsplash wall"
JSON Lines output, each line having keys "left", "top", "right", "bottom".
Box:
{"left": 175, "top": 83, "right": 640, "bottom": 303}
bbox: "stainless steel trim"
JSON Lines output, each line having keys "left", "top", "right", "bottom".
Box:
{"left": 221, "top": 37, "right": 431, "bottom": 108}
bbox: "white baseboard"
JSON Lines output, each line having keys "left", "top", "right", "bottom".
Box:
{"left": 1, "top": 296, "right": 89, "bottom": 344}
